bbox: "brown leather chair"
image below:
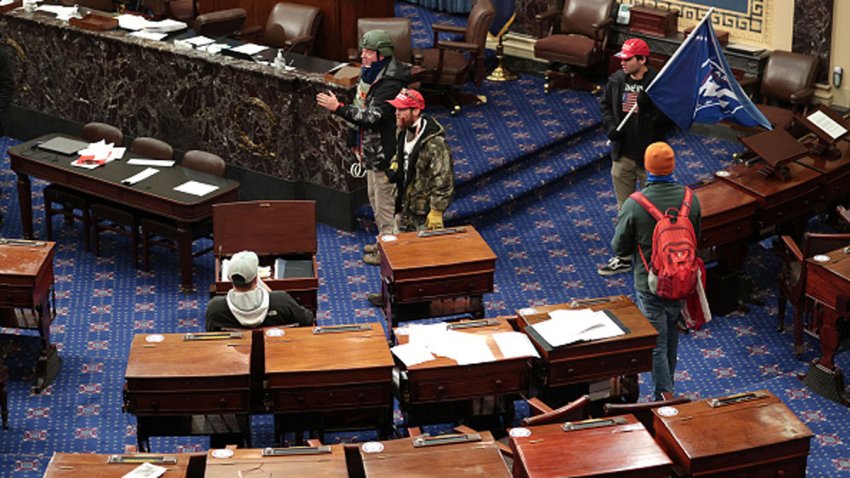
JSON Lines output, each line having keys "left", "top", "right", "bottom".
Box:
{"left": 90, "top": 138, "right": 173, "bottom": 267}
{"left": 140, "top": 150, "right": 225, "bottom": 273}
{"left": 418, "top": 0, "right": 495, "bottom": 115}
{"left": 193, "top": 8, "right": 247, "bottom": 38}
{"left": 533, "top": 0, "right": 614, "bottom": 94}
{"left": 740, "top": 50, "right": 819, "bottom": 131}
{"left": 241, "top": 2, "right": 321, "bottom": 55}
{"left": 44, "top": 122, "right": 124, "bottom": 251}
{"left": 776, "top": 232, "right": 850, "bottom": 357}
{"left": 140, "top": 0, "right": 196, "bottom": 22}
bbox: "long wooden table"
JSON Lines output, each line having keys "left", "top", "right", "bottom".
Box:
{"left": 43, "top": 453, "right": 193, "bottom": 478}
{"left": 123, "top": 332, "right": 252, "bottom": 452}
{"left": 510, "top": 414, "right": 671, "bottom": 477}
{"left": 803, "top": 245, "right": 850, "bottom": 404}
{"left": 9, "top": 135, "right": 239, "bottom": 292}
{"left": 0, "top": 239, "right": 57, "bottom": 392}
{"left": 652, "top": 390, "right": 812, "bottom": 477}
{"left": 264, "top": 324, "right": 394, "bottom": 441}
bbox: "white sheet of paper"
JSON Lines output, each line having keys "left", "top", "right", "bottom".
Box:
{"left": 121, "top": 461, "right": 168, "bottom": 478}
{"left": 443, "top": 331, "right": 495, "bottom": 365}
{"left": 185, "top": 35, "right": 215, "bottom": 46}
{"left": 531, "top": 308, "right": 624, "bottom": 347}
{"left": 122, "top": 167, "right": 159, "bottom": 185}
{"left": 391, "top": 343, "right": 435, "bottom": 367}
{"left": 231, "top": 43, "right": 269, "bottom": 56}
{"left": 0, "top": 0, "right": 15, "bottom": 7}
{"left": 806, "top": 110, "right": 848, "bottom": 140}
{"left": 173, "top": 180, "right": 219, "bottom": 197}
{"left": 493, "top": 331, "right": 540, "bottom": 359}
{"left": 127, "top": 159, "right": 175, "bottom": 167}
{"left": 143, "top": 18, "right": 188, "bottom": 33}
{"left": 129, "top": 31, "right": 169, "bottom": 41}
{"left": 118, "top": 13, "right": 147, "bottom": 30}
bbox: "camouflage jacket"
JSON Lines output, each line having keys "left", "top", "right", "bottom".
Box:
{"left": 334, "top": 59, "right": 409, "bottom": 171}
{"left": 389, "top": 116, "right": 454, "bottom": 218}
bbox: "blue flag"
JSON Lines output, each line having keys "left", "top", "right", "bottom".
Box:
{"left": 489, "top": 0, "right": 516, "bottom": 37}
{"left": 646, "top": 18, "right": 772, "bottom": 130}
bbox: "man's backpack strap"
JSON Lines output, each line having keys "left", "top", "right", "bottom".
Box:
{"left": 629, "top": 191, "right": 664, "bottom": 221}
{"left": 680, "top": 187, "right": 693, "bottom": 218}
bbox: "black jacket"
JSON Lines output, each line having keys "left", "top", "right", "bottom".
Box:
{"left": 205, "top": 291, "right": 314, "bottom": 331}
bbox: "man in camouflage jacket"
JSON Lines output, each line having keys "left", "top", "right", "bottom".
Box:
{"left": 386, "top": 89, "right": 453, "bottom": 231}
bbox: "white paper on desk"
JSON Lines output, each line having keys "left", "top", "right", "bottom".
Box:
{"left": 440, "top": 330, "right": 495, "bottom": 365}
{"left": 807, "top": 110, "right": 848, "bottom": 140}
{"left": 404, "top": 323, "right": 448, "bottom": 348}
{"left": 122, "top": 167, "right": 159, "bottom": 185}
{"left": 174, "top": 180, "right": 219, "bottom": 197}
{"left": 143, "top": 18, "right": 188, "bottom": 33}
{"left": 493, "top": 332, "right": 540, "bottom": 359}
{"left": 36, "top": 5, "right": 80, "bottom": 20}
{"left": 231, "top": 43, "right": 269, "bottom": 56}
{"left": 531, "top": 308, "right": 624, "bottom": 347}
{"left": 118, "top": 13, "right": 147, "bottom": 30}
{"left": 391, "top": 343, "right": 435, "bottom": 367}
{"left": 185, "top": 35, "right": 215, "bottom": 47}
{"left": 122, "top": 462, "right": 168, "bottom": 478}
{"left": 129, "top": 31, "right": 169, "bottom": 41}
{"left": 127, "top": 158, "right": 175, "bottom": 167}
{"left": 0, "top": 0, "right": 14, "bottom": 7}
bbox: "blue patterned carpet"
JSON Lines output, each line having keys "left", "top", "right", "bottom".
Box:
{"left": 0, "top": 3, "right": 848, "bottom": 476}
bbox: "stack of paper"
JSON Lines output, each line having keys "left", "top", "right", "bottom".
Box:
{"left": 71, "top": 140, "right": 124, "bottom": 169}
{"left": 528, "top": 308, "right": 625, "bottom": 347}
{"left": 118, "top": 14, "right": 187, "bottom": 38}
{"left": 35, "top": 4, "right": 81, "bottom": 21}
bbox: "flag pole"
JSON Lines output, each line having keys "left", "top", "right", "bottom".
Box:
{"left": 614, "top": 7, "right": 716, "bottom": 132}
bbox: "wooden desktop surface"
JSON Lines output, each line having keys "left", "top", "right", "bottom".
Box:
{"left": 379, "top": 226, "right": 497, "bottom": 281}
{"left": 204, "top": 446, "right": 347, "bottom": 477}
{"left": 694, "top": 180, "right": 758, "bottom": 249}
{"left": 43, "top": 453, "right": 192, "bottom": 478}
{"left": 516, "top": 296, "right": 657, "bottom": 386}
{"left": 652, "top": 391, "right": 812, "bottom": 477}
{"left": 806, "top": 246, "right": 850, "bottom": 371}
{"left": 360, "top": 431, "right": 511, "bottom": 477}
{"left": 0, "top": 240, "right": 55, "bottom": 307}
{"left": 510, "top": 414, "right": 671, "bottom": 478}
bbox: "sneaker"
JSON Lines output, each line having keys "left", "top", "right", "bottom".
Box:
{"left": 363, "top": 243, "right": 378, "bottom": 254}
{"left": 363, "top": 252, "right": 381, "bottom": 266}
{"left": 597, "top": 256, "right": 632, "bottom": 276}
{"left": 367, "top": 293, "right": 384, "bottom": 307}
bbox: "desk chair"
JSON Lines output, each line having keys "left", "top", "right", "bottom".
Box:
{"left": 776, "top": 232, "right": 850, "bottom": 357}
{"left": 532, "top": 0, "right": 615, "bottom": 94}
{"left": 91, "top": 137, "right": 173, "bottom": 268}
{"left": 193, "top": 8, "right": 248, "bottom": 38}
{"left": 350, "top": 18, "right": 423, "bottom": 87}
{"left": 240, "top": 2, "right": 322, "bottom": 55}
{"left": 44, "top": 122, "right": 124, "bottom": 251}
{"left": 140, "top": 150, "right": 225, "bottom": 276}
{"left": 740, "top": 50, "right": 818, "bottom": 133}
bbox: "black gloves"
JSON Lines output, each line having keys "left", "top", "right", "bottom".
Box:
{"left": 637, "top": 91, "right": 652, "bottom": 110}
{"left": 607, "top": 128, "right": 623, "bottom": 141}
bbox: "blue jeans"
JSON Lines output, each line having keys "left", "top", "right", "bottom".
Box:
{"left": 635, "top": 291, "right": 684, "bottom": 400}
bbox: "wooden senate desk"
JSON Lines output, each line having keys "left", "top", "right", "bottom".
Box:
{"left": 796, "top": 138, "right": 850, "bottom": 208}
{"left": 358, "top": 431, "right": 511, "bottom": 477}
{"left": 393, "top": 317, "right": 532, "bottom": 429}
{"left": 803, "top": 245, "right": 850, "bottom": 404}
{"left": 44, "top": 453, "right": 193, "bottom": 478}
{"left": 653, "top": 390, "right": 812, "bottom": 477}
{"left": 204, "top": 445, "right": 347, "bottom": 477}
{"left": 694, "top": 180, "right": 758, "bottom": 251}
{"left": 516, "top": 296, "right": 657, "bottom": 402}
{"left": 379, "top": 226, "right": 497, "bottom": 327}
{"left": 0, "top": 239, "right": 58, "bottom": 392}
{"left": 510, "top": 414, "right": 672, "bottom": 478}
{"left": 124, "top": 332, "right": 252, "bottom": 452}
{"left": 264, "top": 324, "right": 394, "bottom": 441}
{"left": 9, "top": 135, "right": 239, "bottom": 292}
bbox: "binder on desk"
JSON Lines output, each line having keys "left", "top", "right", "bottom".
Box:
{"left": 524, "top": 309, "right": 630, "bottom": 351}
{"left": 274, "top": 258, "right": 314, "bottom": 279}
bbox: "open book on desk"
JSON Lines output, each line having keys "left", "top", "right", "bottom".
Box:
{"left": 526, "top": 308, "right": 626, "bottom": 348}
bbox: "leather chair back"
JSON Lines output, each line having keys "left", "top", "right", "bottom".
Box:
{"left": 264, "top": 2, "right": 322, "bottom": 54}
{"left": 465, "top": 0, "right": 495, "bottom": 56}
{"left": 168, "top": 0, "right": 198, "bottom": 23}
{"left": 131, "top": 137, "right": 173, "bottom": 161}
{"left": 761, "top": 50, "right": 818, "bottom": 104}
{"left": 81, "top": 122, "right": 123, "bottom": 146}
{"left": 193, "top": 8, "right": 247, "bottom": 38}
{"left": 561, "top": 0, "right": 614, "bottom": 39}
{"left": 358, "top": 17, "right": 412, "bottom": 64}
{"left": 181, "top": 150, "right": 226, "bottom": 177}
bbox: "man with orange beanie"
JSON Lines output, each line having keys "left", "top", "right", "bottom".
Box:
{"left": 611, "top": 142, "right": 701, "bottom": 400}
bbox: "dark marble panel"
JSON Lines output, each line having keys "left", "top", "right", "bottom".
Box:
{"left": 0, "top": 10, "right": 360, "bottom": 192}
{"left": 792, "top": 0, "right": 832, "bottom": 85}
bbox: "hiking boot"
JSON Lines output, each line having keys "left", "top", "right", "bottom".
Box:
{"left": 363, "top": 243, "right": 378, "bottom": 254}
{"left": 597, "top": 256, "right": 632, "bottom": 276}
{"left": 363, "top": 252, "right": 381, "bottom": 266}
{"left": 367, "top": 293, "right": 384, "bottom": 307}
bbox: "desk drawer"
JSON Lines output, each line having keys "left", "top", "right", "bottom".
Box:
{"left": 549, "top": 351, "right": 652, "bottom": 386}
{"left": 393, "top": 273, "right": 493, "bottom": 303}
{"left": 410, "top": 372, "right": 526, "bottom": 403}
{"left": 269, "top": 383, "right": 391, "bottom": 412}
{"left": 0, "top": 287, "right": 35, "bottom": 308}
{"left": 127, "top": 390, "right": 249, "bottom": 414}
{"left": 699, "top": 218, "right": 753, "bottom": 249}
{"left": 758, "top": 192, "right": 818, "bottom": 229}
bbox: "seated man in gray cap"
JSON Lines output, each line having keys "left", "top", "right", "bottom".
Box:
{"left": 205, "top": 250, "right": 314, "bottom": 331}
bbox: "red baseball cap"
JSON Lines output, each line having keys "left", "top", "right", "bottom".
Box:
{"left": 614, "top": 38, "right": 650, "bottom": 59}
{"left": 387, "top": 88, "right": 425, "bottom": 110}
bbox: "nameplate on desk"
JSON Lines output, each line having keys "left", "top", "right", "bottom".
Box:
{"left": 412, "top": 433, "right": 481, "bottom": 448}
{"left": 0, "top": 238, "right": 46, "bottom": 247}
{"left": 562, "top": 416, "right": 627, "bottom": 432}
{"left": 262, "top": 446, "right": 332, "bottom": 456}
{"left": 107, "top": 455, "right": 177, "bottom": 464}
{"left": 416, "top": 227, "right": 467, "bottom": 238}
{"left": 312, "top": 324, "right": 372, "bottom": 334}
{"left": 183, "top": 331, "right": 243, "bottom": 341}
{"left": 708, "top": 391, "right": 769, "bottom": 408}
{"left": 447, "top": 318, "right": 499, "bottom": 330}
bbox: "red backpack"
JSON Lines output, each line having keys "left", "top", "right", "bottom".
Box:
{"left": 629, "top": 187, "right": 701, "bottom": 300}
